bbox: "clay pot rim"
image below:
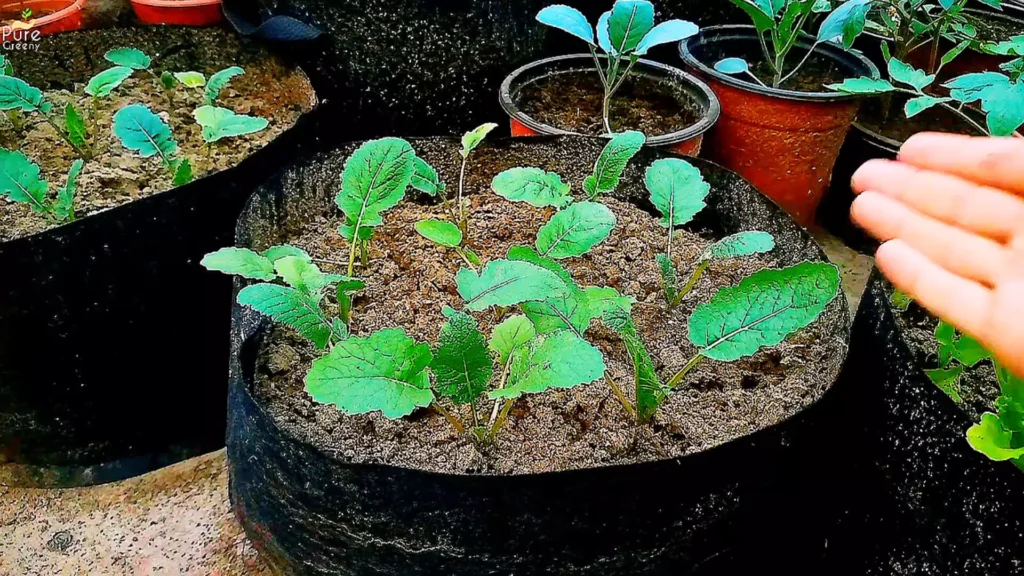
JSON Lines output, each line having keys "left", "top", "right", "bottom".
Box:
{"left": 498, "top": 53, "right": 721, "bottom": 147}
{"left": 129, "top": 0, "right": 220, "bottom": 7}
{"left": 679, "top": 24, "right": 880, "bottom": 103}
{"left": 1, "top": 0, "right": 85, "bottom": 28}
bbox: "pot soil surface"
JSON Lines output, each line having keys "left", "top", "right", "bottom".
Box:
{"left": 0, "top": 26, "right": 315, "bottom": 242}
{"left": 250, "top": 139, "right": 846, "bottom": 476}
{"left": 516, "top": 70, "right": 702, "bottom": 136}
{"left": 855, "top": 92, "right": 984, "bottom": 143}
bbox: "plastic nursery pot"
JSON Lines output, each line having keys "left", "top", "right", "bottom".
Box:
{"left": 226, "top": 135, "right": 853, "bottom": 575}
{"left": 499, "top": 54, "right": 721, "bottom": 157}
{"left": 130, "top": 0, "right": 224, "bottom": 26}
{"left": 0, "top": 28, "right": 322, "bottom": 489}
{"left": 0, "top": 0, "right": 85, "bottom": 36}
{"left": 679, "top": 25, "right": 879, "bottom": 228}
{"left": 816, "top": 269, "right": 1024, "bottom": 575}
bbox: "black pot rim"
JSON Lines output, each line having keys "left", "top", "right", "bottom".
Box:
{"left": 679, "top": 24, "right": 881, "bottom": 103}
{"left": 498, "top": 54, "right": 721, "bottom": 146}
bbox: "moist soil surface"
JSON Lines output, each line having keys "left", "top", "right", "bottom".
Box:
{"left": 854, "top": 93, "right": 981, "bottom": 144}
{"left": 516, "top": 69, "right": 703, "bottom": 137}
{"left": 695, "top": 39, "right": 851, "bottom": 93}
{"left": 0, "top": 26, "right": 316, "bottom": 243}
{"left": 250, "top": 139, "right": 847, "bottom": 476}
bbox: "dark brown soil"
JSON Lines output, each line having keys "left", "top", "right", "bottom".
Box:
{"left": 751, "top": 51, "right": 851, "bottom": 92}
{"left": 248, "top": 140, "right": 847, "bottom": 476}
{"left": 854, "top": 92, "right": 983, "bottom": 143}
{"left": 0, "top": 26, "right": 316, "bottom": 242}
{"left": 516, "top": 69, "right": 703, "bottom": 137}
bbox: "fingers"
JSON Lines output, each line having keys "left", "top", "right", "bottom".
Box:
{"left": 852, "top": 192, "right": 1015, "bottom": 287}
{"left": 851, "top": 159, "right": 1024, "bottom": 244}
{"left": 897, "top": 133, "right": 1024, "bottom": 198}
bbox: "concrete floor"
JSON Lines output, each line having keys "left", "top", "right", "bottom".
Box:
{"left": 0, "top": 233, "right": 874, "bottom": 576}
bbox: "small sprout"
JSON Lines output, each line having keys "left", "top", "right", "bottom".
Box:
{"left": 583, "top": 130, "right": 645, "bottom": 199}
{"left": 113, "top": 104, "right": 191, "bottom": 182}
{"left": 603, "top": 303, "right": 662, "bottom": 422}
{"left": 646, "top": 157, "right": 709, "bottom": 259}
{"left": 52, "top": 159, "right": 83, "bottom": 222}
{"left": 173, "top": 72, "right": 207, "bottom": 88}
{"left": 0, "top": 75, "right": 86, "bottom": 156}
{"left": 160, "top": 71, "right": 176, "bottom": 90}
{"left": 416, "top": 219, "right": 479, "bottom": 270}
{"left": 453, "top": 123, "right": 498, "bottom": 234}
{"left": 172, "top": 158, "right": 193, "bottom": 186}
{"left": 104, "top": 48, "right": 152, "bottom": 70}
{"left": 535, "top": 201, "right": 616, "bottom": 259}
{"left": 201, "top": 246, "right": 277, "bottom": 280}
{"left": 713, "top": 57, "right": 767, "bottom": 87}
{"left": 890, "top": 289, "right": 913, "bottom": 312}
{"left": 0, "top": 149, "right": 82, "bottom": 222}
{"left": 411, "top": 156, "right": 445, "bottom": 196}
{"left": 491, "top": 167, "right": 572, "bottom": 208}
{"left": 193, "top": 105, "right": 269, "bottom": 143}
{"left": 659, "top": 231, "right": 775, "bottom": 308}
{"left": 205, "top": 66, "right": 244, "bottom": 105}
{"left": 65, "top": 103, "right": 87, "bottom": 150}
{"left": 456, "top": 259, "right": 568, "bottom": 312}
{"left": 86, "top": 67, "right": 134, "bottom": 98}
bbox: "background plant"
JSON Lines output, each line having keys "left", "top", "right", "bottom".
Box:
{"left": 0, "top": 73, "right": 89, "bottom": 157}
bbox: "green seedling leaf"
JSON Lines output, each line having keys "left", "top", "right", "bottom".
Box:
{"left": 905, "top": 96, "right": 951, "bottom": 118}
{"left": 935, "top": 321, "right": 991, "bottom": 368}
{"left": 490, "top": 315, "right": 537, "bottom": 366}
{"left": 827, "top": 77, "right": 895, "bottom": 94}
{"left": 0, "top": 76, "right": 49, "bottom": 112}
{"left": 104, "top": 48, "right": 151, "bottom": 70}
{"left": 890, "top": 289, "right": 913, "bottom": 312}
{"left": 416, "top": 219, "right": 463, "bottom": 248}
{"left": 888, "top": 58, "right": 935, "bottom": 91}
{"left": 172, "top": 158, "right": 193, "bottom": 186}
{"left": 603, "top": 303, "right": 664, "bottom": 422}
{"left": 457, "top": 259, "right": 568, "bottom": 311}
{"left": 338, "top": 218, "right": 375, "bottom": 242}
{"left": 942, "top": 40, "right": 972, "bottom": 68}
{"left": 657, "top": 253, "right": 678, "bottom": 302}
{"left": 983, "top": 35, "right": 1024, "bottom": 56}
{"left": 336, "top": 137, "right": 416, "bottom": 230}
{"left": 523, "top": 281, "right": 632, "bottom": 336}
{"left": 173, "top": 72, "right": 206, "bottom": 88}
{"left": 584, "top": 130, "right": 645, "bottom": 198}
{"left": 715, "top": 57, "right": 750, "bottom": 74}
{"left": 597, "top": 11, "right": 612, "bottom": 52}
{"left": 536, "top": 4, "right": 595, "bottom": 45}
{"left": 702, "top": 231, "right": 775, "bottom": 260}
{"left": 431, "top": 309, "right": 494, "bottom": 405}
{"left": 507, "top": 245, "right": 574, "bottom": 285}
{"left": 65, "top": 103, "right": 86, "bottom": 149}
{"left": 688, "top": 262, "right": 840, "bottom": 361}
{"left": 996, "top": 361, "right": 1024, "bottom": 403}
{"left": 927, "top": 364, "right": 964, "bottom": 404}
{"left": 200, "top": 247, "right": 277, "bottom": 280}
{"left": 0, "top": 148, "right": 47, "bottom": 212}
{"left": 967, "top": 413, "right": 1024, "bottom": 462}
{"left": 112, "top": 104, "right": 177, "bottom": 160}
{"left": 306, "top": 328, "right": 434, "bottom": 418}
{"left": 52, "top": 159, "right": 83, "bottom": 222}
{"left": 635, "top": 20, "right": 699, "bottom": 55}
{"left": 729, "top": 0, "right": 775, "bottom": 34}
{"left": 160, "top": 71, "right": 176, "bottom": 90}
{"left": 817, "top": 0, "right": 870, "bottom": 48}
{"left": 193, "top": 105, "right": 269, "bottom": 143}
{"left": 0, "top": 55, "right": 9, "bottom": 76}
{"left": 980, "top": 81, "right": 1024, "bottom": 137}
{"left": 238, "top": 284, "right": 339, "bottom": 349}
{"left": 492, "top": 167, "right": 571, "bottom": 208}
{"left": 411, "top": 156, "right": 445, "bottom": 196}
{"left": 646, "top": 158, "right": 709, "bottom": 228}
{"left": 274, "top": 256, "right": 343, "bottom": 299}
{"left": 205, "top": 66, "right": 244, "bottom": 104}
{"left": 489, "top": 330, "right": 605, "bottom": 400}
{"left": 262, "top": 245, "right": 312, "bottom": 263}
{"left": 461, "top": 122, "right": 498, "bottom": 158}
{"left": 85, "top": 66, "right": 134, "bottom": 98}
{"left": 536, "top": 201, "right": 616, "bottom": 259}
{"left": 945, "top": 72, "right": 1009, "bottom": 105}
{"left": 608, "top": 0, "right": 655, "bottom": 54}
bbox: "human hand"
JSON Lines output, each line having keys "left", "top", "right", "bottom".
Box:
{"left": 850, "top": 133, "right": 1024, "bottom": 380}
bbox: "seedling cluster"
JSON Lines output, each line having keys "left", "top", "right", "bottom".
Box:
{"left": 204, "top": 129, "right": 840, "bottom": 444}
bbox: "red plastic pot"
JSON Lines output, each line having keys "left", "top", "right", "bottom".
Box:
{"left": 130, "top": 0, "right": 223, "bottom": 26}
{"left": 499, "top": 54, "right": 720, "bottom": 157}
{"left": 680, "top": 25, "right": 878, "bottom": 227}
{"left": 0, "top": 0, "right": 85, "bottom": 37}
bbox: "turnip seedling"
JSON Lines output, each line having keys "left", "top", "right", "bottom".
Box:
{"left": 968, "top": 362, "right": 1024, "bottom": 472}
{"left": 453, "top": 123, "right": 497, "bottom": 235}
{"left": 112, "top": 103, "right": 193, "bottom": 186}
{"left": 415, "top": 219, "right": 480, "bottom": 270}
{"left": 0, "top": 150, "right": 83, "bottom": 222}
{"left": 86, "top": 48, "right": 152, "bottom": 99}
{"left": 0, "top": 75, "right": 89, "bottom": 157}
{"left": 646, "top": 157, "right": 709, "bottom": 261}
{"left": 537, "top": 1, "right": 699, "bottom": 133}
{"left": 205, "top": 67, "right": 245, "bottom": 105}
{"left": 193, "top": 105, "right": 269, "bottom": 143}
{"left": 584, "top": 130, "right": 645, "bottom": 199}
{"left": 658, "top": 231, "right": 775, "bottom": 308}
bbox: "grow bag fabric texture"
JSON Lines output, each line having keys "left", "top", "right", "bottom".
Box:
{"left": 820, "top": 269, "right": 1024, "bottom": 575}
{"left": 0, "top": 101, "right": 335, "bottom": 489}
{"left": 226, "top": 136, "right": 853, "bottom": 575}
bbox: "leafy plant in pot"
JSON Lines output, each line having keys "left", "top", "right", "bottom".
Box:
{"left": 678, "top": 0, "right": 879, "bottom": 226}
{"left": 500, "top": 0, "right": 721, "bottom": 156}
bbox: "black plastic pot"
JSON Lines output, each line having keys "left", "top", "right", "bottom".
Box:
{"left": 818, "top": 269, "right": 1024, "bottom": 574}
{"left": 0, "top": 96, "right": 331, "bottom": 490}
{"left": 226, "top": 135, "right": 853, "bottom": 575}
{"left": 500, "top": 54, "right": 720, "bottom": 156}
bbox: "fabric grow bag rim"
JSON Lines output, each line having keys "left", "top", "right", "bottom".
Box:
{"left": 498, "top": 54, "right": 721, "bottom": 147}
{"left": 679, "top": 24, "right": 880, "bottom": 103}
{"left": 231, "top": 134, "right": 852, "bottom": 481}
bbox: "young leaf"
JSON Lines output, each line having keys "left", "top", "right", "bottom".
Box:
{"left": 888, "top": 58, "right": 935, "bottom": 91}
{"left": 262, "top": 245, "right": 312, "bottom": 263}
{"left": 489, "top": 330, "right": 605, "bottom": 400}
{"left": 634, "top": 20, "right": 699, "bottom": 56}
{"left": 935, "top": 321, "right": 991, "bottom": 368}
{"left": 490, "top": 315, "right": 537, "bottom": 366}
{"left": 583, "top": 130, "right": 645, "bottom": 198}
{"left": 702, "top": 231, "right": 775, "bottom": 260}
{"left": 205, "top": 66, "right": 244, "bottom": 104}
{"left": 997, "top": 361, "right": 1024, "bottom": 403}
{"left": 927, "top": 365, "right": 964, "bottom": 404}
{"left": 104, "top": 48, "right": 151, "bottom": 70}
{"left": 0, "top": 149, "right": 48, "bottom": 212}
{"left": 172, "top": 158, "right": 193, "bottom": 186}
{"left": 336, "top": 137, "right": 416, "bottom": 228}
{"left": 656, "top": 253, "right": 678, "bottom": 303}
{"left": 193, "top": 106, "right": 269, "bottom": 143}
{"left": 890, "top": 289, "right": 913, "bottom": 312}
{"left": 160, "top": 71, "right": 176, "bottom": 90}
{"left": 688, "top": 262, "right": 841, "bottom": 361}
{"left": 597, "top": 11, "right": 613, "bottom": 52}
{"left": 461, "top": 122, "right": 498, "bottom": 158}
{"left": 237, "top": 284, "right": 339, "bottom": 349}
{"left": 274, "top": 256, "right": 340, "bottom": 298}
{"left": 536, "top": 201, "right": 616, "bottom": 259}
{"left": 411, "top": 156, "right": 445, "bottom": 196}
{"left": 64, "top": 103, "right": 87, "bottom": 149}
{"left": 200, "top": 247, "right": 277, "bottom": 280}
{"left": 603, "top": 304, "right": 664, "bottom": 422}
{"left": 817, "top": 0, "right": 870, "bottom": 48}
{"left": 338, "top": 219, "right": 376, "bottom": 242}
{"left": 173, "top": 72, "right": 206, "bottom": 88}
{"left": 431, "top": 309, "right": 494, "bottom": 405}
{"left": 608, "top": 0, "right": 655, "bottom": 54}
{"left": 967, "top": 413, "right": 1024, "bottom": 462}
{"left": 827, "top": 77, "right": 895, "bottom": 94}
{"left": 507, "top": 245, "right": 574, "bottom": 285}
{"left": 457, "top": 259, "right": 568, "bottom": 311}
{"left": 415, "top": 219, "right": 463, "bottom": 248}
{"left": 905, "top": 96, "right": 951, "bottom": 118}
{"left": 729, "top": 0, "right": 775, "bottom": 34}
{"left": 306, "top": 328, "right": 434, "bottom": 418}
{"left": 524, "top": 285, "right": 632, "bottom": 335}
{"left": 536, "top": 4, "right": 595, "bottom": 45}
{"left": 112, "top": 104, "right": 177, "bottom": 161}
{"left": 492, "top": 167, "right": 572, "bottom": 208}
{"left": 0, "top": 76, "right": 49, "bottom": 112}
{"left": 85, "top": 66, "right": 134, "bottom": 98}
{"left": 715, "top": 57, "right": 750, "bottom": 74}
{"left": 646, "top": 158, "right": 710, "bottom": 228}
{"left": 53, "top": 159, "right": 83, "bottom": 221}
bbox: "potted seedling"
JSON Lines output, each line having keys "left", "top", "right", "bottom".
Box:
{"left": 213, "top": 131, "right": 851, "bottom": 574}
{"left": 500, "top": 0, "right": 721, "bottom": 156}
{"left": 678, "top": 0, "right": 879, "bottom": 226}
{"left": 0, "top": 0, "right": 86, "bottom": 36}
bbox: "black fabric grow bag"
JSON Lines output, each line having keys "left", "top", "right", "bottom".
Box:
{"left": 819, "top": 269, "right": 1024, "bottom": 575}
{"left": 0, "top": 100, "right": 342, "bottom": 488}
{"left": 226, "top": 136, "right": 853, "bottom": 575}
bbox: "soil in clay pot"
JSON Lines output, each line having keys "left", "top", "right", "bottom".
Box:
{"left": 854, "top": 93, "right": 982, "bottom": 144}
{"left": 246, "top": 138, "right": 847, "bottom": 475}
{"left": 0, "top": 26, "right": 316, "bottom": 242}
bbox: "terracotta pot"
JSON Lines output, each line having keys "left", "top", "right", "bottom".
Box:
{"left": 130, "top": 0, "right": 223, "bottom": 26}
{"left": 499, "top": 54, "right": 721, "bottom": 157}
{"left": 680, "top": 25, "right": 879, "bottom": 227}
{"left": 0, "top": 0, "right": 85, "bottom": 36}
